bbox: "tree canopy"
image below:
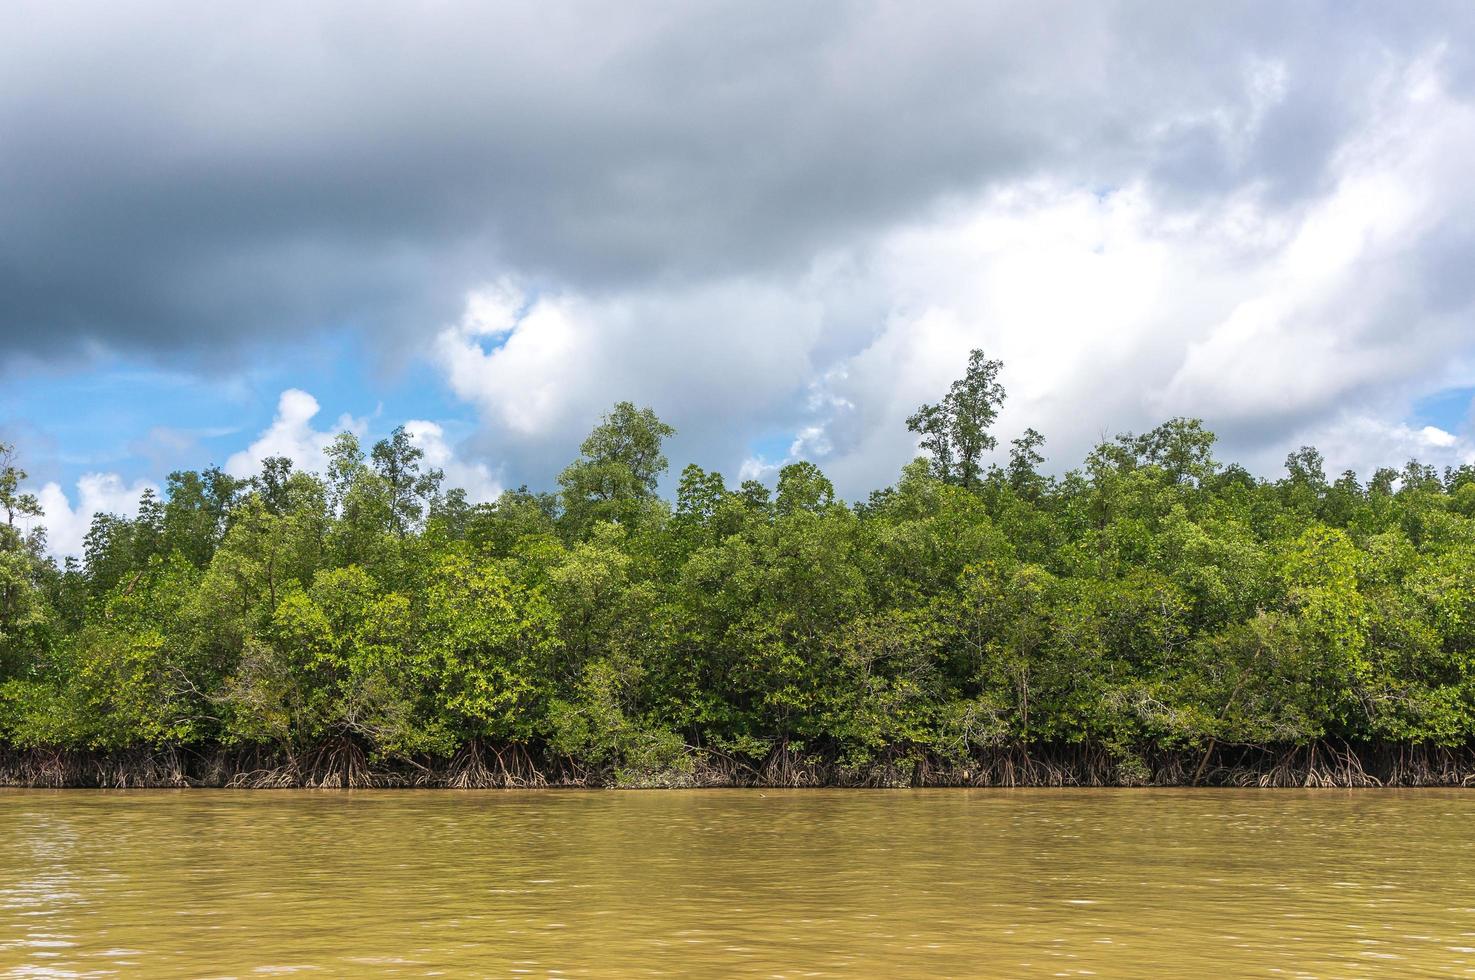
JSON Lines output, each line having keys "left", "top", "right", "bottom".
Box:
{"left": 6, "top": 358, "right": 1475, "bottom": 786}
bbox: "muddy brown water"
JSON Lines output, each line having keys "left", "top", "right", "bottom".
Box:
{"left": 1, "top": 788, "right": 1473, "bottom": 977}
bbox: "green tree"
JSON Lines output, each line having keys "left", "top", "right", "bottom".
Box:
{"left": 558, "top": 402, "right": 675, "bottom": 534}
{"left": 907, "top": 349, "right": 1006, "bottom": 489}
{"left": 1007, "top": 427, "right": 1047, "bottom": 496}
{"left": 161, "top": 467, "right": 241, "bottom": 568}
{"left": 371, "top": 426, "right": 444, "bottom": 537}
{"left": 419, "top": 551, "right": 560, "bottom": 744}
{"left": 0, "top": 444, "right": 47, "bottom": 678}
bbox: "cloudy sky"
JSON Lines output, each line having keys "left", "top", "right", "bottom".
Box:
{"left": 5, "top": 1, "right": 1475, "bottom": 555}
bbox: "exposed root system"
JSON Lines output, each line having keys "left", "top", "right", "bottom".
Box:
{"left": 4, "top": 740, "right": 1475, "bottom": 789}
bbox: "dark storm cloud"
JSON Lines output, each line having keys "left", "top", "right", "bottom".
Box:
{"left": 4, "top": 1, "right": 1470, "bottom": 363}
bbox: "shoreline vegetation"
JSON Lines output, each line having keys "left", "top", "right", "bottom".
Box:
{"left": 5, "top": 352, "right": 1475, "bottom": 790}
{"left": 5, "top": 742, "right": 1475, "bottom": 789}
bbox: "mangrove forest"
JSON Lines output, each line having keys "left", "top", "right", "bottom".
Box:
{"left": 4, "top": 352, "right": 1475, "bottom": 788}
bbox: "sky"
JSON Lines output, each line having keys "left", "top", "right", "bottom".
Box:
{"left": 5, "top": 1, "right": 1475, "bottom": 556}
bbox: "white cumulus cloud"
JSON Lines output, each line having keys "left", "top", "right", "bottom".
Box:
{"left": 224, "top": 389, "right": 365, "bottom": 479}
{"left": 403, "top": 420, "right": 503, "bottom": 504}
{"left": 34, "top": 473, "right": 157, "bottom": 559}
{"left": 429, "top": 52, "right": 1475, "bottom": 496}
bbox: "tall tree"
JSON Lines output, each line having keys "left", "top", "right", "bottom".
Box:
{"left": 161, "top": 467, "right": 242, "bottom": 568}
{"left": 1008, "top": 428, "right": 1047, "bottom": 495}
{"left": 907, "top": 349, "right": 1006, "bottom": 489}
{"left": 0, "top": 443, "right": 46, "bottom": 671}
{"left": 1126, "top": 417, "right": 1219, "bottom": 485}
{"left": 256, "top": 456, "right": 296, "bottom": 515}
{"left": 0, "top": 443, "right": 42, "bottom": 551}
{"left": 558, "top": 402, "right": 675, "bottom": 534}
{"left": 371, "top": 426, "right": 444, "bottom": 537}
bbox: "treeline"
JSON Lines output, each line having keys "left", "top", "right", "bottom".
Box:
{"left": 3, "top": 353, "right": 1475, "bottom": 787}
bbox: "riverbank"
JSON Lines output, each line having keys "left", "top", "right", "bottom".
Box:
{"left": 6, "top": 741, "right": 1474, "bottom": 788}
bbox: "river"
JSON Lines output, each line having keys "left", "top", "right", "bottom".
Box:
{"left": 1, "top": 788, "right": 1473, "bottom": 977}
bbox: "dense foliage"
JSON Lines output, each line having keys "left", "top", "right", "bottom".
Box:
{"left": 6, "top": 356, "right": 1475, "bottom": 785}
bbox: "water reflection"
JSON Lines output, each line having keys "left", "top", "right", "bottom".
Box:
{"left": 1, "top": 789, "right": 1473, "bottom": 977}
